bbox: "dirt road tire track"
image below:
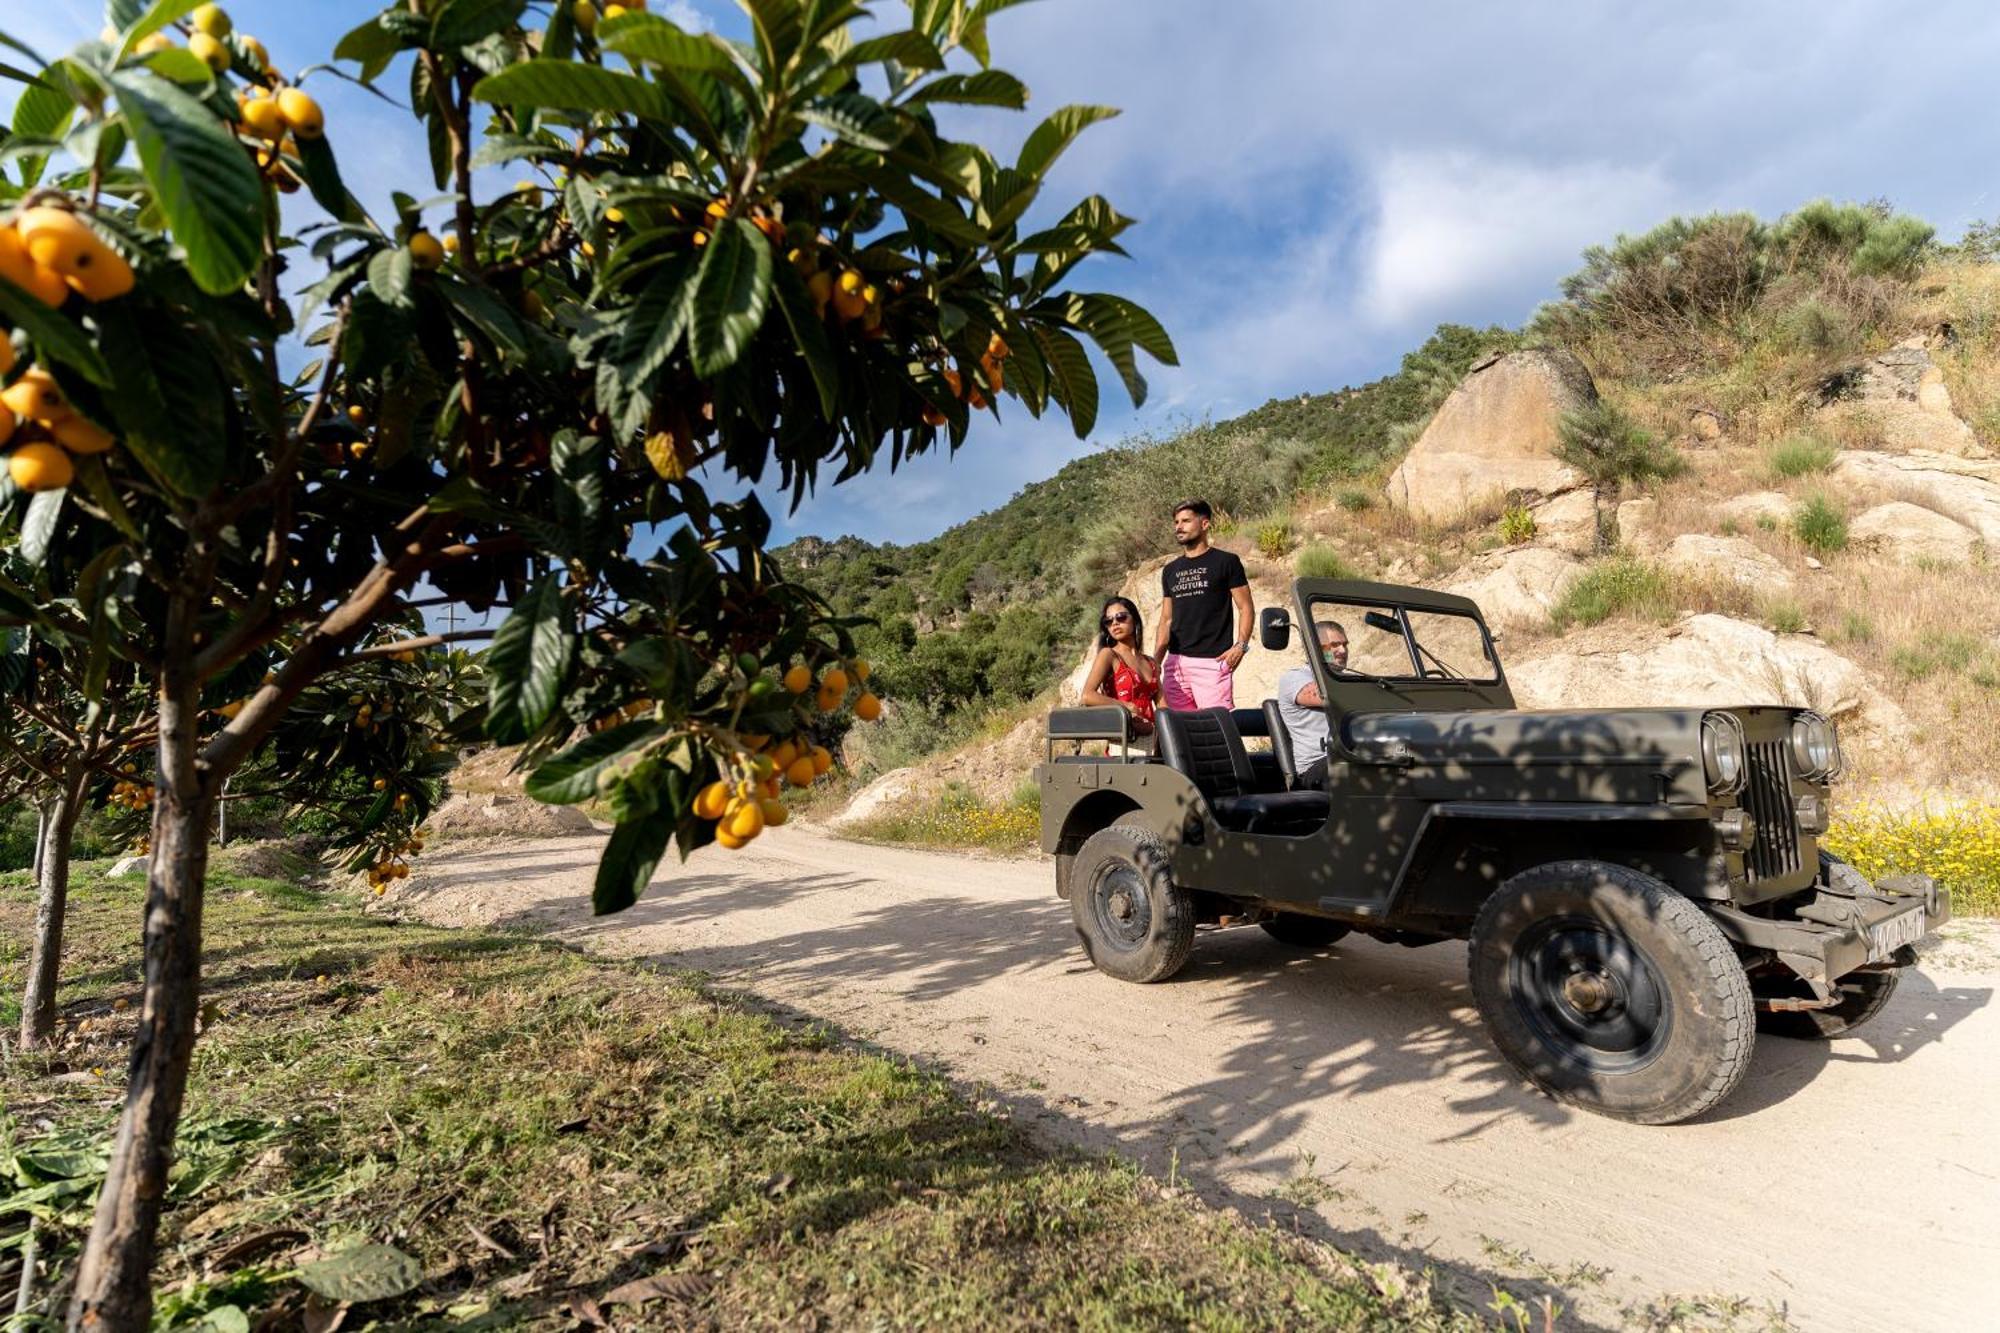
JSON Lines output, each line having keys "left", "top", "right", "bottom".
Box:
{"left": 402, "top": 826, "right": 2000, "bottom": 1331}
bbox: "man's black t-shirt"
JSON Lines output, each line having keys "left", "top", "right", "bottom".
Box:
{"left": 1161, "top": 548, "right": 1248, "bottom": 657}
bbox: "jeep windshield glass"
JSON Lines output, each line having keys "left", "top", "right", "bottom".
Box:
{"left": 1306, "top": 600, "right": 1500, "bottom": 685}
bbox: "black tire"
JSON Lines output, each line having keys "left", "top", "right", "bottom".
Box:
{"left": 1260, "top": 913, "right": 1350, "bottom": 949}
{"left": 1070, "top": 823, "right": 1195, "bottom": 983}
{"left": 1468, "top": 860, "right": 1755, "bottom": 1125}
{"left": 1756, "top": 968, "right": 1900, "bottom": 1040}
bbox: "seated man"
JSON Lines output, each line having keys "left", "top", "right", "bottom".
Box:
{"left": 1276, "top": 620, "right": 1347, "bottom": 788}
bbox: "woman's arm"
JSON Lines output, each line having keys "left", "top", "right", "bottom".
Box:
{"left": 1080, "top": 647, "right": 1123, "bottom": 708}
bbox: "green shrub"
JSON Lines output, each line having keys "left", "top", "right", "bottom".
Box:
{"left": 1791, "top": 491, "right": 1849, "bottom": 553}
{"left": 1889, "top": 634, "right": 1983, "bottom": 681}
{"left": 1497, "top": 505, "right": 1537, "bottom": 544}
{"left": 1335, "top": 488, "right": 1375, "bottom": 513}
{"left": 1836, "top": 611, "right": 1874, "bottom": 644}
{"left": 1294, "top": 545, "right": 1357, "bottom": 580}
{"left": 1765, "top": 600, "right": 1807, "bottom": 634}
{"left": 1550, "top": 558, "right": 1675, "bottom": 630}
{"left": 1765, "top": 433, "right": 1837, "bottom": 478}
{"left": 1255, "top": 519, "right": 1294, "bottom": 558}
{"left": 1556, "top": 402, "right": 1687, "bottom": 492}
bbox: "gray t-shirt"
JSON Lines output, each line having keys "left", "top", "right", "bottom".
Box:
{"left": 1278, "top": 666, "right": 1330, "bottom": 768}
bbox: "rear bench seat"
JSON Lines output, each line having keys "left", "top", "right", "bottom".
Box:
{"left": 1155, "top": 708, "right": 1329, "bottom": 835}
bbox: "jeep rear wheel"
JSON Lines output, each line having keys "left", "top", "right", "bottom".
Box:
{"left": 1070, "top": 823, "right": 1195, "bottom": 984}
{"left": 1260, "top": 913, "right": 1350, "bottom": 949}
{"left": 1469, "top": 860, "right": 1755, "bottom": 1125}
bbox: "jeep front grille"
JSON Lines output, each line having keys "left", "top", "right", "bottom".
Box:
{"left": 1741, "top": 740, "right": 1801, "bottom": 881}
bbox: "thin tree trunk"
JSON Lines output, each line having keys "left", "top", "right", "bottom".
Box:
{"left": 20, "top": 768, "right": 87, "bottom": 1051}
{"left": 67, "top": 677, "right": 211, "bottom": 1332}
{"left": 32, "top": 803, "right": 46, "bottom": 879}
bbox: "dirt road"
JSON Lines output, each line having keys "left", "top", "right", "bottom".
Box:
{"left": 403, "top": 827, "right": 2000, "bottom": 1331}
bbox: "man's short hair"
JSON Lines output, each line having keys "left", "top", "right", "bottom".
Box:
{"left": 1315, "top": 620, "right": 1346, "bottom": 642}
{"left": 1172, "top": 498, "right": 1212, "bottom": 520}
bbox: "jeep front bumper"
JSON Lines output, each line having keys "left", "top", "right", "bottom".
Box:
{"left": 1705, "top": 872, "right": 1950, "bottom": 988}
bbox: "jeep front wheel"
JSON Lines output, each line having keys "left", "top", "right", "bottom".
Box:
{"left": 1070, "top": 823, "right": 1195, "bottom": 984}
{"left": 1756, "top": 966, "right": 1900, "bottom": 1040}
{"left": 1469, "top": 860, "right": 1755, "bottom": 1125}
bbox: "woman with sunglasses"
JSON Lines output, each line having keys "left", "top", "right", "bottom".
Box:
{"left": 1080, "top": 595, "right": 1157, "bottom": 738}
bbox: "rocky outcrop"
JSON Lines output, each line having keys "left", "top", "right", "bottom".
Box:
{"left": 1616, "top": 497, "right": 1661, "bottom": 553}
{"left": 427, "top": 792, "right": 597, "bottom": 838}
{"left": 1441, "top": 547, "right": 1583, "bottom": 630}
{"left": 1716, "top": 491, "right": 1793, "bottom": 528}
{"left": 1848, "top": 501, "right": 1984, "bottom": 566}
{"left": 1507, "top": 614, "right": 1907, "bottom": 743}
{"left": 1831, "top": 450, "right": 2000, "bottom": 544}
{"left": 1385, "top": 349, "right": 1593, "bottom": 524}
{"left": 1818, "top": 338, "right": 1988, "bottom": 458}
{"left": 1658, "top": 533, "right": 1795, "bottom": 593}
{"left": 829, "top": 767, "right": 921, "bottom": 828}
{"left": 1529, "top": 488, "right": 1601, "bottom": 555}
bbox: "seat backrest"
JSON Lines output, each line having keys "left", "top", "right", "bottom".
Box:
{"left": 1262, "top": 699, "right": 1299, "bottom": 788}
{"left": 1155, "top": 707, "right": 1256, "bottom": 799}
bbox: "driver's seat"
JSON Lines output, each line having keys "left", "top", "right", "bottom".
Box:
{"left": 1155, "top": 708, "right": 1328, "bottom": 834}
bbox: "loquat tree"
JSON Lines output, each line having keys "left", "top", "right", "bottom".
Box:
{"left": 0, "top": 0, "right": 1169, "bottom": 1324}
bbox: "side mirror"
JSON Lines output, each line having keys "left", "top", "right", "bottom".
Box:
{"left": 1259, "top": 606, "right": 1291, "bottom": 651}
{"left": 1363, "top": 610, "right": 1400, "bottom": 635}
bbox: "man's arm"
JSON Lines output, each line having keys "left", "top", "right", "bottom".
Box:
{"left": 1153, "top": 595, "right": 1173, "bottom": 660}
{"left": 1284, "top": 668, "right": 1324, "bottom": 709}
{"left": 1221, "top": 583, "right": 1255, "bottom": 670}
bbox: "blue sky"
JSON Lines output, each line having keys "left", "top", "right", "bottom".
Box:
{"left": 10, "top": 0, "right": 2000, "bottom": 550}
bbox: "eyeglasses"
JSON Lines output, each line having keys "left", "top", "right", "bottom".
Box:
{"left": 1102, "top": 613, "right": 1132, "bottom": 626}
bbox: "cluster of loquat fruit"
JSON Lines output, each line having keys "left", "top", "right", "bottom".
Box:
{"left": 363, "top": 827, "right": 428, "bottom": 894}
{"left": 348, "top": 692, "right": 393, "bottom": 733}
{"left": 107, "top": 764, "right": 153, "bottom": 813}
{"left": 928, "top": 333, "right": 1011, "bottom": 426}
{"left": 1, "top": 206, "right": 134, "bottom": 492}
{"left": 572, "top": 0, "right": 652, "bottom": 35}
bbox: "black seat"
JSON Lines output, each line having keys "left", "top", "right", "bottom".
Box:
{"left": 1262, "top": 699, "right": 1299, "bottom": 789}
{"left": 1155, "top": 708, "right": 1328, "bottom": 835}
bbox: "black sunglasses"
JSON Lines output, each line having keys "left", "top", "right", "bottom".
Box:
{"left": 1102, "top": 612, "right": 1132, "bottom": 626}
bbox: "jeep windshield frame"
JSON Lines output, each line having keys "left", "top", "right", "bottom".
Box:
{"left": 1290, "top": 578, "right": 1515, "bottom": 719}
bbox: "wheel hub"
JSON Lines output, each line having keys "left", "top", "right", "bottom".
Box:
{"left": 1562, "top": 970, "right": 1614, "bottom": 1014}
{"left": 1090, "top": 863, "right": 1153, "bottom": 951}
{"left": 1107, "top": 889, "right": 1135, "bottom": 922}
{"left": 1510, "top": 916, "right": 1670, "bottom": 1073}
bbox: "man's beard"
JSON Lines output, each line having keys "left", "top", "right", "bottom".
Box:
{"left": 1176, "top": 530, "right": 1199, "bottom": 548}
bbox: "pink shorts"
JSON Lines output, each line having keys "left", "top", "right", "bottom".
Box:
{"left": 1159, "top": 652, "right": 1234, "bottom": 711}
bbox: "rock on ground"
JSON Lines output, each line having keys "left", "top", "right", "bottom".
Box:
{"left": 1441, "top": 546, "right": 1583, "bottom": 630}
{"left": 1818, "top": 338, "right": 1988, "bottom": 458}
{"left": 427, "top": 793, "right": 598, "bottom": 839}
{"left": 1384, "top": 349, "right": 1593, "bottom": 524}
{"left": 1658, "top": 533, "right": 1795, "bottom": 593}
{"left": 830, "top": 767, "right": 921, "bottom": 828}
{"left": 1848, "top": 500, "right": 1984, "bottom": 566}
{"left": 1716, "top": 490, "right": 1794, "bottom": 528}
{"left": 1832, "top": 449, "right": 2000, "bottom": 545}
{"left": 1507, "top": 613, "right": 1907, "bottom": 743}
{"left": 1528, "top": 488, "right": 1601, "bottom": 555}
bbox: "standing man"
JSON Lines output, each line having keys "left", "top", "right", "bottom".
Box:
{"left": 1278, "top": 620, "right": 1348, "bottom": 788}
{"left": 1153, "top": 499, "right": 1255, "bottom": 711}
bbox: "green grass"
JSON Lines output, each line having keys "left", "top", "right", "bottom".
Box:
{"left": 1889, "top": 633, "right": 1985, "bottom": 681}
{"left": 842, "top": 782, "right": 1042, "bottom": 853}
{"left": 6, "top": 856, "right": 1476, "bottom": 1330}
{"left": 1790, "top": 491, "right": 1849, "bottom": 554}
{"left": 1550, "top": 557, "right": 1677, "bottom": 630}
{"left": 1496, "top": 505, "right": 1537, "bottom": 545}
{"left": 1295, "top": 544, "right": 1359, "bottom": 580}
{"left": 1763, "top": 433, "right": 1837, "bottom": 479}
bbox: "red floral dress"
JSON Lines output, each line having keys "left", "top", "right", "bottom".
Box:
{"left": 1110, "top": 655, "right": 1157, "bottom": 731}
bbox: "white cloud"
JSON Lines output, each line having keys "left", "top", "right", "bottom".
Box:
{"left": 1358, "top": 153, "right": 1676, "bottom": 327}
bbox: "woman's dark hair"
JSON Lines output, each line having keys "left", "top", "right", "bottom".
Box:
{"left": 1097, "top": 596, "right": 1144, "bottom": 650}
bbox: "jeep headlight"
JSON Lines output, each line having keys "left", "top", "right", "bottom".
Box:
{"left": 1701, "top": 713, "right": 1746, "bottom": 795}
{"left": 1789, "top": 711, "right": 1841, "bottom": 782}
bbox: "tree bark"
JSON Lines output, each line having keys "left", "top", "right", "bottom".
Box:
{"left": 67, "top": 676, "right": 210, "bottom": 1332}
{"left": 19, "top": 767, "right": 87, "bottom": 1051}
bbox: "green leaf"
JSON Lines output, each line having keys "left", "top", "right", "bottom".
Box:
{"left": 1032, "top": 323, "right": 1099, "bottom": 438}
{"left": 597, "top": 252, "right": 695, "bottom": 437}
{"left": 295, "top": 135, "right": 365, "bottom": 224}
{"left": 334, "top": 16, "right": 404, "bottom": 83}
{"left": 524, "top": 718, "right": 660, "bottom": 805}
{"left": 107, "top": 69, "right": 264, "bottom": 295}
{"left": 906, "top": 70, "right": 1027, "bottom": 108}
{"left": 771, "top": 258, "right": 838, "bottom": 417}
{"left": 603, "top": 17, "right": 735, "bottom": 72}
{"left": 593, "top": 810, "right": 674, "bottom": 915}
{"left": 1017, "top": 104, "right": 1118, "bottom": 179}
{"left": 141, "top": 47, "right": 214, "bottom": 86}
{"left": 432, "top": 274, "right": 529, "bottom": 357}
{"left": 431, "top": 0, "right": 526, "bottom": 50}
{"left": 472, "top": 60, "right": 674, "bottom": 120}
{"left": 741, "top": 0, "right": 804, "bottom": 76}
{"left": 19, "top": 490, "right": 65, "bottom": 567}
{"left": 0, "top": 282, "right": 111, "bottom": 386}
{"left": 94, "top": 305, "right": 225, "bottom": 495}
{"left": 847, "top": 31, "right": 945, "bottom": 70}
{"left": 9, "top": 72, "right": 75, "bottom": 189}
{"left": 367, "top": 245, "right": 415, "bottom": 308}
{"left": 114, "top": 0, "right": 201, "bottom": 61}
{"left": 552, "top": 430, "right": 609, "bottom": 559}
{"left": 294, "top": 1244, "right": 423, "bottom": 1304}
{"left": 485, "top": 575, "right": 575, "bottom": 744}
{"left": 797, "top": 93, "right": 903, "bottom": 152}
{"left": 864, "top": 170, "right": 986, "bottom": 247}
{"left": 687, "top": 217, "right": 772, "bottom": 378}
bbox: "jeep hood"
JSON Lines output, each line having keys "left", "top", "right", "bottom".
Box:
{"left": 1344, "top": 707, "right": 1709, "bottom": 770}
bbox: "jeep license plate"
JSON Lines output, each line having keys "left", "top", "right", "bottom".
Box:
{"left": 1868, "top": 907, "right": 1926, "bottom": 962}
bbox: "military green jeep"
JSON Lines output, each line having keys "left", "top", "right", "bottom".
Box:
{"left": 1036, "top": 578, "right": 1947, "bottom": 1124}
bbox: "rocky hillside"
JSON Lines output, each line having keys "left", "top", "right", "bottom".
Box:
{"left": 815, "top": 203, "right": 2000, "bottom": 819}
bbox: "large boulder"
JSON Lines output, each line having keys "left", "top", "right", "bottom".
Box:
{"left": 1507, "top": 614, "right": 1907, "bottom": 745}
{"left": 1384, "top": 349, "right": 1593, "bottom": 524}
{"left": 1715, "top": 490, "right": 1793, "bottom": 529}
{"left": 1441, "top": 547, "right": 1583, "bottom": 630}
{"left": 1818, "top": 338, "right": 1988, "bottom": 458}
{"left": 1831, "top": 450, "right": 2000, "bottom": 545}
{"left": 829, "top": 767, "right": 921, "bottom": 828}
{"left": 426, "top": 792, "right": 597, "bottom": 838}
{"left": 1528, "top": 488, "right": 1601, "bottom": 555}
{"left": 1848, "top": 501, "right": 1983, "bottom": 566}
{"left": 1658, "top": 533, "right": 1795, "bottom": 594}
